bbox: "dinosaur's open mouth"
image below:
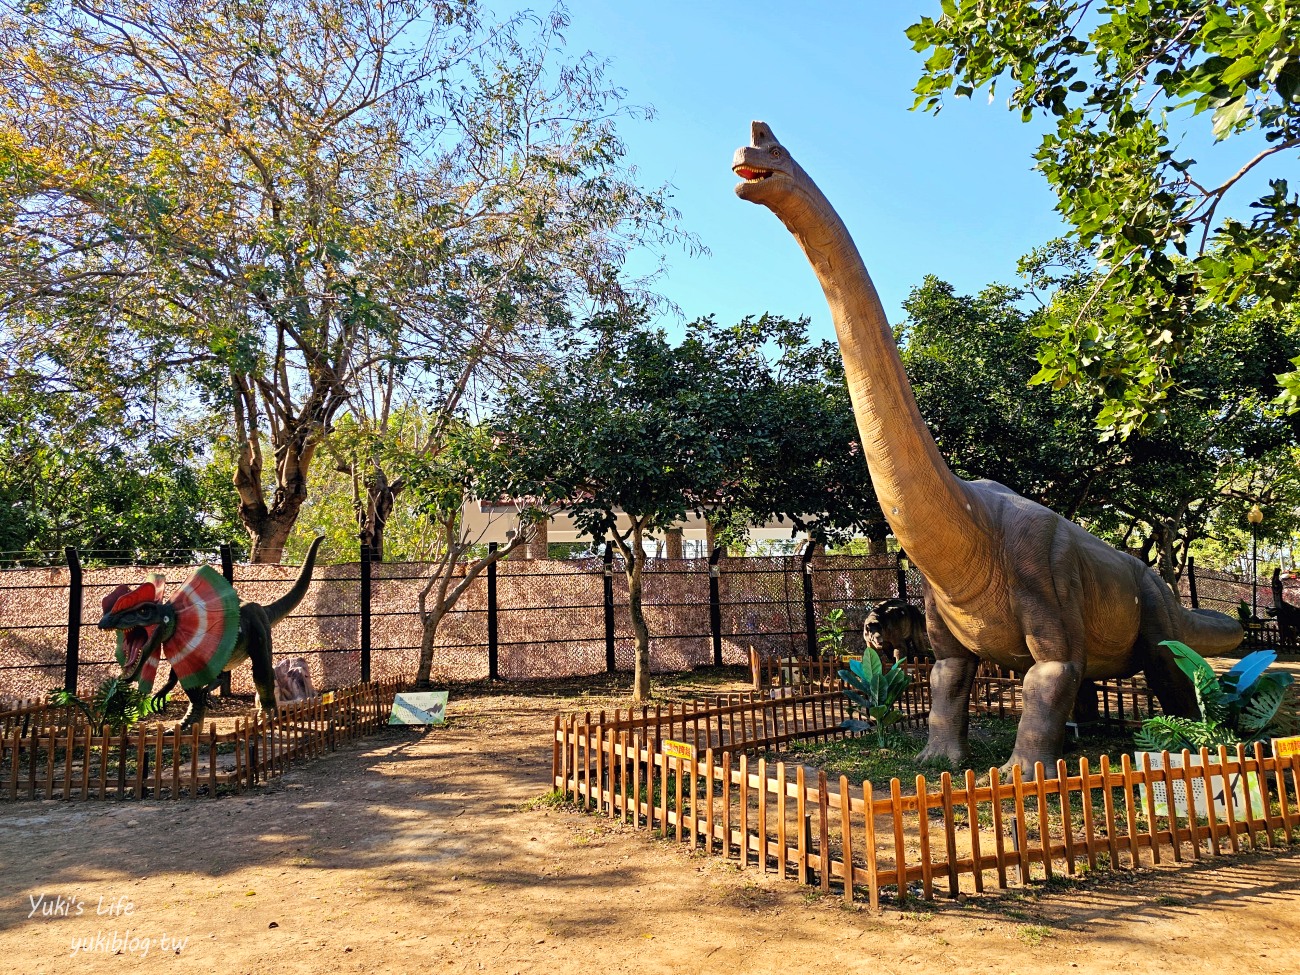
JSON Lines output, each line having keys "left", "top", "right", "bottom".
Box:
{"left": 733, "top": 166, "right": 773, "bottom": 182}
{"left": 123, "top": 626, "right": 149, "bottom": 669}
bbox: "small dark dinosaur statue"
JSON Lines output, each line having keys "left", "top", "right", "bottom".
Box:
{"left": 1270, "top": 568, "right": 1300, "bottom": 645}
{"left": 863, "top": 597, "right": 929, "bottom": 662}
{"left": 98, "top": 537, "right": 324, "bottom": 729}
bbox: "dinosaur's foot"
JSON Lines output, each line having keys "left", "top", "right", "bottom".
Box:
{"left": 999, "top": 752, "right": 1061, "bottom": 782}
{"left": 917, "top": 737, "right": 967, "bottom": 769}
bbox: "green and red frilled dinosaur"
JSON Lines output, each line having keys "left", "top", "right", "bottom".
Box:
{"left": 97, "top": 537, "right": 324, "bottom": 729}
{"left": 732, "top": 122, "right": 1243, "bottom": 776}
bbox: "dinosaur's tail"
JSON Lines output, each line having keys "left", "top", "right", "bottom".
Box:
{"left": 1179, "top": 606, "right": 1245, "bottom": 656}
{"left": 263, "top": 536, "right": 325, "bottom": 625}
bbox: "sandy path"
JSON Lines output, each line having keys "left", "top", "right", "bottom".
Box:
{"left": 0, "top": 689, "right": 1297, "bottom": 975}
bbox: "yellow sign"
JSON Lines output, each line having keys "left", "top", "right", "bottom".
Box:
{"left": 1274, "top": 736, "right": 1300, "bottom": 760}
{"left": 662, "top": 740, "right": 695, "bottom": 762}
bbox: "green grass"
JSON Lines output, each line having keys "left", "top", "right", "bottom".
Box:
{"left": 1018, "top": 924, "right": 1053, "bottom": 946}
{"left": 785, "top": 714, "right": 1138, "bottom": 790}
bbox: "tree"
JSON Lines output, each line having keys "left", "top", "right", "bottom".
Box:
{"left": 390, "top": 421, "right": 545, "bottom": 689}
{"left": 898, "top": 271, "right": 1300, "bottom": 585}
{"left": 500, "top": 313, "right": 884, "bottom": 702}
{"left": 908, "top": 1, "right": 1300, "bottom": 436}
{"left": 0, "top": 1, "right": 685, "bottom": 561}
{"left": 0, "top": 376, "right": 241, "bottom": 563}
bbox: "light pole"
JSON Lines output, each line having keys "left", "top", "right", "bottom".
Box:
{"left": 1248, "top": 504, "right": 1264, "bottom": 621}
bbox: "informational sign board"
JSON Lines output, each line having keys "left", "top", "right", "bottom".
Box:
{"left": 389, "top": 691, "right": 448, "bottom": 726}
{"left": 662, "top": 739, "right": 695, "bottom": 762}
{"left": 1137, "top": 751, "right": 1257, "bottom": 819}
{"left": 1274, "top": 736, "right": 1300, "bottom": 760}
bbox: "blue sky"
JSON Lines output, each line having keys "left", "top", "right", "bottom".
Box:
{"left": 500, "top": 1, "right": 1290, "bottom": 342}
{"left": 526, "top": 1, "right": 1067, "bottom": 338}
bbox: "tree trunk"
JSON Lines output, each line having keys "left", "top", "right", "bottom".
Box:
{"left": 627, "top": 525, "right": 652, "bottom": 703}
{"left": 415, "top": 603, "right": 447, "bottom": 689}
{"left": 359, "top": 470, "right": 398, "bottom": 562}
{"left": 245, "top": 508, "right": 304, "bottom": 564}
{"left": 664, "top": 527, "right": 684, "bottom": 560}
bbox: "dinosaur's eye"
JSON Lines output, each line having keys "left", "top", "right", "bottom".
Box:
{"left": 769, "top": 147, "right": 782, "bottom": 158}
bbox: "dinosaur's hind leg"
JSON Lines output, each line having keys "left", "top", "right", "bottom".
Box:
{"left": 178, "top": 686, "right": 208, "bottom": 731}
{"left": 248, "top": 632, "right": 278, "bottom": 715}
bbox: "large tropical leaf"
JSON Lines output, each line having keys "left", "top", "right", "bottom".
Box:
{"left": 842, "top": 688, "right": 877, "bottom": 714}
{"left": 1162, "top": 640, "right": 1217, "bottom": 689}
{"left": 1240, "top": 674, "right": 1291, "bottom": 734}
{"left": 860, "top": 645, "right": 884, "bottom": 696}
{"left": 1223, "top": 650, "right": 1278, "bottom": 696}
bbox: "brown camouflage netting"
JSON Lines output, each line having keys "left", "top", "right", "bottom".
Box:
{"left": 1, "top": 554, "right": 1288, "bottom": 702}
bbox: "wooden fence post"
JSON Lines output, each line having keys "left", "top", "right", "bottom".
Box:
{"left": 487, "top": 542, "right": 499, "bottom": 681}
{"left": 709, "top": 547, "right": 723, "bottom": 667}
{"left": 64, "top": 547, "right": 81, "bottom": 695}
{"left": 802, "top": 546, "right": 817, "bottom": 657}
{"left": 359, "top": 537, "right": 372, "bottom": 683}
{"left": 603, "top": 543, "right": 616, "bottom": 673}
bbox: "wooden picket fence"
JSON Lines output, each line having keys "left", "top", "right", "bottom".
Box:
{"left": 749, "top": 650, "right": 1158, "bottom": 728}
{"left": 0, "top": 681, "right": 399, "bottom": 801}
{"left": 554, "top": 689, "right": 1300, "bottom": 906}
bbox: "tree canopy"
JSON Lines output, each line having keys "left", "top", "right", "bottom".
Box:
{"left": 499, "top": 312, "right": 882, "bottom": 700}
{"left": 900, "top": 272, "right": 1300, "bottom": 584}
{"left": 908, "top": 1, "right": 1300, "bottom": 437}
{"left": 0, "top": 0, "right": 684, "bottom": 560}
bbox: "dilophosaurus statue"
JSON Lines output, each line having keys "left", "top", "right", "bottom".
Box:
{"left": 732, "top": 122, "right": 1243, "bottom": 776}
{"left": 863, "top": 597, "right": 929, "bottom": 663}
{"left": 98, "top": 537, "right": 324, "bottom": 729}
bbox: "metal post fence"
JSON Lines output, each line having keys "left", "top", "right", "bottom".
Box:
{"left": 1187, "top": 555, "right": 1200, "bottom": 609}
{"left": 218, "top": 543, "right": 235, "bottom": 696}
{"left": 487, "top": 542, "right": 499, "bottom": 681}
{"left": 359, "top": 539, "right": 372, "bottom": 683}
{"left": 603, "top": 542, "right": 616, "bottom": 673}
{"left": 708, "top": 546, "right": 723, "bottom": 667}
{"left": 64, "top": 546, "right": 81, "bottom": 695}
{"left": 896, "top": 552, "right": 909, "bottom": 602}
{"left": 802, "top": 545, "right": 817, "bottom": 656}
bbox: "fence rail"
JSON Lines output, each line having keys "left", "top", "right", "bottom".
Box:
{"left": 747, "top": 651, "right": 1158, "bottom": 728}
{"left": 0, "top": 681, "right": 399, "bottom": 801}
{"left": 553, "top": 679, "right": 1300, "bottom": 906}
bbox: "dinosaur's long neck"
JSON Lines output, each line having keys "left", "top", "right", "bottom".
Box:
{"left": 765, "top": 180, "right": 979, "bottom": 581}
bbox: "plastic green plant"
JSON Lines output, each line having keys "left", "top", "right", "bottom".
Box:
{"left": 817, "top": 608, "right": 847, "bottom": 658}
{"left": 50, "top": 678, "right": 167, "bottom": 735}
{"left": 1134, "top": 641, "right": 1294, "bottom": 753}
{"left": 838, "top": 644, "right": 911, "bottom": 746}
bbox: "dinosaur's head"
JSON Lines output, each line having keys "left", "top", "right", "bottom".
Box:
{"left": 732, "top": 121, "right": 809, "bottom": 207}
{"left": 98, "top": 579, "right": 176, "bottom": 682}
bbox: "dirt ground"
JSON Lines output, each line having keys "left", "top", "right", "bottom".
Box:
{"left": 1, "top": 676, "right": 1298, "bottom": 975}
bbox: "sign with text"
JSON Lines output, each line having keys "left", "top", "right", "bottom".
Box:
{"left": 1274, "top": 736, "right": 1300, "bottom": 760}
{"left": 388, "top": 691, "right": 449, "bottom": 726}
{"left": 662, "top": 740, "right": 695, "bottom": 763}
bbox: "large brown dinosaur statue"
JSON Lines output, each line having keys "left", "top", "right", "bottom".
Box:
{"left": 732, "top": 122, "right": 1243, "bottom": 776}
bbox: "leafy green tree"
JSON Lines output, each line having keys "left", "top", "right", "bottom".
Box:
{"left": 899, "top": 272, "right": 1300, "bottom": 584}
{"left": 0, "top": 379, "right": 239, "bottom": 563}
{"left": 908, "top": 1, "right": 1300, "bottom": 436}
{"left": 500, "top": 312, "right": 883, "bottom": 702}
{"left": 0, "top": 1, "right": 684, "bottom": 561}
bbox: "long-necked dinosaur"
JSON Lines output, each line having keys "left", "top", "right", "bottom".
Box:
{"left": 732, "top": 122, "right": 1242, "bottom": 775}
{"left": 97, "top": 537, "right": 324, "bottom": 729}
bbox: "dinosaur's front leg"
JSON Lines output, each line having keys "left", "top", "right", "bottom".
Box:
{"left": 1004, "top": 597, "right": 1087, "bottom": 779}
{"left": 916, "top": 607, "right": 978, "bottom": 767}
